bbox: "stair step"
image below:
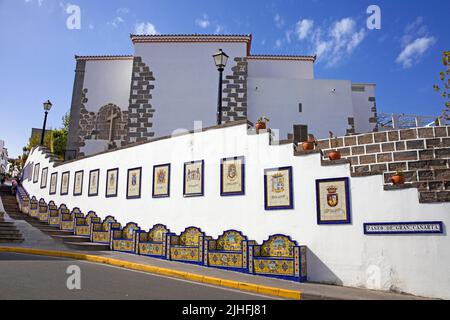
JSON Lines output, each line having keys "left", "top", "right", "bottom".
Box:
{"left": 40, "top": 229, "right": 73, "bottom": 236}
{"left": 0, "top": 234, "right": 23, "bottom": 239}
{"left": 0, "top": 238, "right": 24, "bottom": 243}
{"left": 64, "top": 242, "right": 110, "bottom": 251}
{"left": 52, "top": 235, "right": 91, "bottom": 243}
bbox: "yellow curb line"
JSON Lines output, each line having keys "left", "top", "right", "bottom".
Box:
{"left": 0, "top": 247, "right": 301, "bottom": 300}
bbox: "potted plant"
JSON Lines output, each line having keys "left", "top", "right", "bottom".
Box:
{"left": 302, "top": 134, "right": 317, "bottom": 151}
{"left": 328, "top": 131, "right": 341, "bottom": 161}
{"left": 391, "top": 170, "right": 406, "bottom": 185}
{"left": 256, "top": 117, "right": 269, "bottom": 133}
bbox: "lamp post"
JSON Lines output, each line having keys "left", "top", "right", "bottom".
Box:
{"left": 40, "top": 100, "right": 53, "bottom": 145}
{"left": 213, "top": 49, "right": 229, "bottom": 125}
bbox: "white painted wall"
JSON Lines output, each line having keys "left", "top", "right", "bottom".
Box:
{"left": 83, "top": 59, "right": 133, "bottom": 113}
{"left": 23, "top": 123, "right": 450, "bottom": 299}
{"left": 247, "top": 78, "right": 354, "bottom": 139}
{"left": 352, "top": 84, "right": 377, "bottom": 134}
{"left": 247, "top": 59, "right": 314, "bottom": 79}
{"left": 134, "top": 42, "right": 248, "bottom": 136}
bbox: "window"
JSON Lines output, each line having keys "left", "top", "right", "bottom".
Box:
{"left": 352, "top": 85, "right": 365, "bottom": 92}
{"left": 299, "top": 103, "right": 303, "bottom": 113}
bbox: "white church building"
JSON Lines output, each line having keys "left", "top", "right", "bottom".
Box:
{"left": 67, "top": 34, "right": 377, "bottom": 157}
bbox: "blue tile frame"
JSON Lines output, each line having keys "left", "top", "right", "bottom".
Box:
{"left": 88, "top": 169, "right": 100, "bottom": 197}
{"left": 363, "top": 221, "right": 444, "bottom": 235}
{"left": 152, "top": 164, "right": 171, "bottom": 198}
{"left": 316, "top": 177, "right": 352, "bottom": 225}
{"left": 220, "top": 156, "right": 245, "bottom": 197}
{"left": 183, "top": 160, "right": 205, "bottom": 198}
{"left": 264, "top": 166, "right": 294, "bottom": 210}
{"left": 105, "top": 168, "right": 119, "bottom": 198}
{"left": 73, "top": 170, "right": 84, "bottom": 196}
{"left": 127, "top": 167, "right": 142, "bottom": 200}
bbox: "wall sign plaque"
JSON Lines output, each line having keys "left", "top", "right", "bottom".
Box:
{"left": 40, "top": 167, "right": 48, "bottom": 189}
{"left": 153, "top": 164, "right": 171, "bottom": 198}
{"left": 127, "top": 167, "right": 142, "bottom": 199}
{"left": 316, "top": 177, "right": 351, "bottom": 225}
{"left": 49, "top": 172, "right": 58, "bottom": 195}
{"left": 33, "top": 163, "right": 40, "bottom": 184}
{"left": 221, "top": 156, "right": 245, "bottom": 196}
{"left": 364, "top": 222, "right": 444, "bottom": 235}
{"left": 184, "top": 160, "right": 204, "bottom": 197}
{"left": 73, "top": 170, "right": 84, "bottom": 196}
{"left": 88, "top": 169, "right": 100, "bottom": 197}
{"left": 106, "top": 168, "right": 119, "bottom": 198}
{"left": 264, "top": 166, "right": 294, "bottom": 210}
{"left": 60, "top": 171, "right": 70, "bottom": 196}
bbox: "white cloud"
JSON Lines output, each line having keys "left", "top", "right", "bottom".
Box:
{"left": 214, "top": 24, "right": 225, "bottom": 34}
{"left": 135, "top": 22, "right": 158, "bottom": 35}
{"left": 25, "top": 0, "right": 44, "bottom": 6}
{"left": 275, "top": 39, "right": 283, "bottom": 48}
{"left": 396, "top": 36, "right": 436, "bottom": 68}
{"left": 396, "top": 17, "right": 435, "bottom": 68}
{"left": 295, "top": 19, "right": 314, "bottom": 40}
{"left": 195, "top": 14, "right": 210, "bottom": 29}
{"left": 109, "top": 16, "right": 124, "bottom": 28}
{"left": 274, "top": 14, "right": 285, "bottom": 29}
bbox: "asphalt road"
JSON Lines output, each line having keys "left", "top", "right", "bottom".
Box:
{"left": 0, "top": 253, "right": 274, "bottom": 300}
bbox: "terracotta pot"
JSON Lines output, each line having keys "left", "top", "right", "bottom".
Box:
{"left": 256, "top": 122, "right": 266, "bottom": 132}
{"left": 328, "top": 150, "right": 341, "bottom": 161}
{"left": 302, "top": 142, "right": 315, "bottom": 151}
{"left": 391, "top": 174, "right": 405, "bottom": 185}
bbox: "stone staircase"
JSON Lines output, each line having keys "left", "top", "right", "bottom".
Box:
{"left": 1, "top": 185, "right": 108, "bottom": 250}
{"left": 300, "top": 126, "right": 450, "bottom": 203}
{"left": 0, "top": 187, "right": 24, "bottom": 243}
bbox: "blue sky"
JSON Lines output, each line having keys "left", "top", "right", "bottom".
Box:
{"left": 0, "top": 0, "right": 448, "bottom": 157}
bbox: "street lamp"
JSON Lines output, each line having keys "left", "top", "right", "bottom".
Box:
{"left": 40, "top": 100, "right": 53, "bottom": 145}
{"left": 213, "top": 49, "right": 229, "bottom": 125}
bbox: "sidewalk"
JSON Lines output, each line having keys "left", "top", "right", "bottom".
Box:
{"left": 0, "top": 196, "right": 431, "bottom": 300}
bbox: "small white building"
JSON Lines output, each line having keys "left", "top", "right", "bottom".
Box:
{"left": 67, "top": 34, "right": 377, "bottom": 157}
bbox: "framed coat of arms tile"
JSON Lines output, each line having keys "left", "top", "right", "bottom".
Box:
{"left": 221, "top": 156, "right": 245, "bottom": 196}
{"left": 73, "top": 170, "right": 84, "bottom": 196}
{"left": 183, "top": 160, "right": 204, "bottom": 197}
{"left": 316, "top": 177, "right": 351, "bottom": 225}
{"left": 106, "top": 168, "right": 119, "bottom": 198}
{"left": 127, "top": 167, "right": 142, "bottom": 199}
{"left": 60, "top": 171, "right": 70, "bottom": 196}
{"left": 88, "top": 169, "right": 100, "bottom": 197}
{"left": 40, "top": 167, "right": 48, "bottom": 189}
{"left": 264, "top": 166, "right": 294, "bottom": 210}
{"left": 153, "top": 164, "right": 171, "bottom": 198}
{"left": 33, "top": 163, "right": 40, "bottom": 184}
{"left": 49, "top": 172, "right": 58, "bottom": 195}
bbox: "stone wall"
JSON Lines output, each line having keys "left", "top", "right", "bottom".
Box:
{"left": 314, "top": 126, "right": 450, "bottom": 202}
{"left": 127, "top": 56, "right": 156, "bottom": 144}
{"left": 221, "top": 57, "right": 248, "bottom": 122}
{"left": 77, "top": 89, "right": 129, "bottom": 157}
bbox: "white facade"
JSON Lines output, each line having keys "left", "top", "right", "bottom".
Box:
{"left": 23, "top": 123, "right": 450, "bottom": 299}
{"left": 70, "top": 35, "right": 377, "bottom": 157}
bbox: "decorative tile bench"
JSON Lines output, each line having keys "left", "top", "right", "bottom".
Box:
{"left": 248, "top": 234, "right": 307, "bottom": 282}
{"left": 38, "top": 199, "right": 49, "bottom": 222}
{"left": 166, "top": 227, "right": 210, "bottom": 265}
{"left": 74, "top": 211, "right": 101, "bottom": 237}
{"left": 91, "top": 216, "right": 120, "bottom": 244}
{"left": 111, "top": 222, "right": 140, "bottom": 253}
{"left": 136, "top": 224, "right": 170, "bottom": 258}
{"left": 46, "top": 201, "right": 58, "bottom": 225}
{"left": 17, "top": 189, "right": 29, "bottom": 214}
{"left": 60, "top": 207, "right": 84, "bottom": 233}
{"left": 204, "top": 230, "right": 254, "bottom": 272}
{"left": 49, "top": 204, "right": 68, "bottom": 227}
{"left": 29, "top": 197, "right": 39, "bottom": 218}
